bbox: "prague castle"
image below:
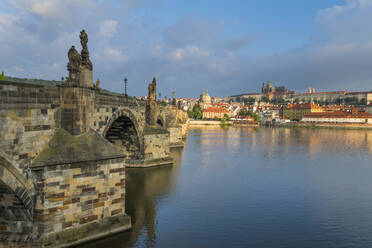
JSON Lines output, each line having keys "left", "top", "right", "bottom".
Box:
{"left": 225, "top": 81, "right": 372, "bottom": 105}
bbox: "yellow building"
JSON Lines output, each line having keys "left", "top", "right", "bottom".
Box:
{"left": 202, "top": 107, "right": 229, "bottom": 119}
{"left": 282, "top": 103, "right": 323, "bottom": 121}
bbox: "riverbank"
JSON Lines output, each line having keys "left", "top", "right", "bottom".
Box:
{"left": 189, "top": 120, "right": 259, "bottom": 127}
{"left": 190, "top": 120, "right": 372, "bottom": 130}
{"left": 189, "top": 120, "right": 232, "bottom": 125}
{"left": 272, "top": 122, "right": 372, "bottom": 130}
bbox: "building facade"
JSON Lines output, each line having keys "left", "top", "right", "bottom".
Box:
{"left": 282, "top": 103, "right": 324, "bottom": 121}
{"left": 202, "top": 107, "right": 229, "bottom": 119}
{"left": 302, "top": 111, "right": 372, "bottom": 124}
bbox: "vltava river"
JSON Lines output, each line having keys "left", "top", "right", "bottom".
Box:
{"left": 81, "top": 126, "right": 372, "bottom": 248}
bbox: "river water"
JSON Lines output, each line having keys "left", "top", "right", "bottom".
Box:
{"left": 80, "top": 126, "right": 372, "bottom": 248}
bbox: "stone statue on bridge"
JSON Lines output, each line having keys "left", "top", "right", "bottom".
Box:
{"left": 80, "top": 29, "right": 93, "bottom": 70}
{"left": 67, "top": 45, "right": 81, "bottom": 84}
{"left": 66, "top": 30, "right": 94, "bottom": 87}
{"left": 146, "top": 77, "right": 158, "bottom": 125}
{"left": 148, "top": 77, "right": 157, "bottom": 101}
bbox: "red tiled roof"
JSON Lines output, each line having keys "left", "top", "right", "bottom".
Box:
{"left": 203, "top": 107, "right": 229, "bottom": 113}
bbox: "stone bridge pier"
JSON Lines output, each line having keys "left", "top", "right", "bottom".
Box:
{"left": 0, "top": 30, "right": 186, "bottom": 247}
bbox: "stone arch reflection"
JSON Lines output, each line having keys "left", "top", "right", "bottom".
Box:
{"left": 78, "top": 147, "right": 184, "bottom": 248}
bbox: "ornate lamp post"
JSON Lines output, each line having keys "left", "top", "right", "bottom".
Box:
{"left": 124, "top": 77, "right": 128, "bottom": 96}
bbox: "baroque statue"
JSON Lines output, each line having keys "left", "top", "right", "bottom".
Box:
{"left": 148, "top": 77, "right": 157, "bottom": 101}
{"left": 146, "top": 77, "right": 158, "bottom": 126}
{"left": 80, "top": 29, "right": 93, "bottom": 70}
{"left": 67, "top": 46, "right": 80, "bottom": 72}
{"left": 67, "top": 45, "right": 81, "bottom": 84}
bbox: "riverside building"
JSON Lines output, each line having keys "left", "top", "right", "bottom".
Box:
{"left": 282, "top": 103, "right": 324, "bottom": 121}
{"left": 302, "top": 109, "right": 372, "bottom": 124}
{"left": 202, "top": 107, "right": 229, "bottom": 119}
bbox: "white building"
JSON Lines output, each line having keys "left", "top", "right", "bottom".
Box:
{"left": 301, "top": 111, "right": 372, "bottom": 124}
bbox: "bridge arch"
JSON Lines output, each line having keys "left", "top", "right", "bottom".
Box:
{"left": 157, "top": 116, "right": 165, "bottom": 128}
{"left": 0, "top": 151, "right": 34, "bottom": 244}
{"left": 103, "top": 108, "right": 144, "bottom": 159}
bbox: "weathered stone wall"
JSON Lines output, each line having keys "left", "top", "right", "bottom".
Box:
{"left": 31, "top": 158, "right": 130, "bottom": 247}
{"left": 159, "top": 105, "right": 189, "bottom": 144}
{"left": 143, "top": 133, "right": 170, "bottom": 161}
{"left": 0, "top": 82, "right": 59, "bottom": 175}
{"left": 60, "top": 86, "right": 95, "bottom": 135}
{"left": 168, "top": 127, "right": 183, "bottom": 145}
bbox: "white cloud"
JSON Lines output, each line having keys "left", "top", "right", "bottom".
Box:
{"left": 0, "top": 13, "right": 39, "bottom": 45}
{"left": 170, "top": 45, "right": 210, "bottom": 61}
{"left": 104, "top": 48, "right": 128, "bottom": 62}
{"left": 9, "top": 0, "right": 95, "bottom": 21}
{"left": 99, "top": 19, "right": 118, "bottom": 38}
{"left": 14, "top": 66, "right": 24, "bottom": 72}
{"left": 0, "top": 14, "right": 18, "bottom": 33}
{"left": 317, "top": 0, "right": 372, "bottom": 20}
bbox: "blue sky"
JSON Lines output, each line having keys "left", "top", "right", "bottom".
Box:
{"left": 1, "top": 0, "right": 372, "bottom": 97}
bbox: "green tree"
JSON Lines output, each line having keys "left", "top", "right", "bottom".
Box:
{"left": 335, "top": 97, "right": 343, "bottom": 105}
{"left": 188, "top": 103, "right": 202, "bottom": 120}
{"left": 242, "top": 97, "right": 255, "bottom": 105}
{"left": 261, "top": 95, "right": 269, "bottom": 103}
{"left": 159, "top": 101, "right": 168, "bottom": 106}
{"left": 238, "top": 109, "right": 260, "bottom": 122}
{"left": 0, "top": 71, "right": 5, "bottom": 80}
{"left": 221, "top": 114, "right": 229, "bottom": 125}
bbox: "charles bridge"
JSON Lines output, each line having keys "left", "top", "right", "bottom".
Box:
{"left": 0, "top": 30, "right": 188, "bottom": 247}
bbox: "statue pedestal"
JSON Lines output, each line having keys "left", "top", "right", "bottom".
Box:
{"left": 79, "top": 67, "right": 93, "bottom": 88}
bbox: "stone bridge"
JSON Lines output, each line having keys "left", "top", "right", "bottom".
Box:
{"left": 0, "top": 30, "right": 188, "bottom": 247}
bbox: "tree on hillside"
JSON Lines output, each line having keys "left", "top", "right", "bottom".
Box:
{"left": 188, "top": 103, "right": 202, "bottom": 120}
{"left": 261, "top": 95, "right": 269, "bottom": 103}
{"left": 242, "top": 97, "right": 255, "bottom": 105}
{"left": 238, "top": 109, "right": 260, "bottom": 122}
{"left": 0, "top": 72, "right": 5, "bottom": 80}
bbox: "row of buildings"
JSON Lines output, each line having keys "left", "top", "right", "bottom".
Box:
{"left": 261, "top": 103, "right": 372, "bottom": 124}
{"left": 175, "top": 84, "right": 372, "bottom": 125}
{"left": 226, "top": 82, "right": 372, "bottom": 105}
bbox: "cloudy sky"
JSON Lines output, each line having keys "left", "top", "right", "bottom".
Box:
{"left": 1, "top": 0, "right": 372, "bottom": 97}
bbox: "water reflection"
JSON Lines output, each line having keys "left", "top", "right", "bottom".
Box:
{"left": 5, "top": 126, "right": 372, "bottom": 248}
{"left": 192, "top": 126, "right": 372, "bottom": 160}
{"left": 79, "top": 148, "right": 183, "bottom": 248}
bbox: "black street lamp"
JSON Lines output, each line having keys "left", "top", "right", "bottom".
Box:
{"left": 124, "top": 77, "right": 128, "bottom": 96}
